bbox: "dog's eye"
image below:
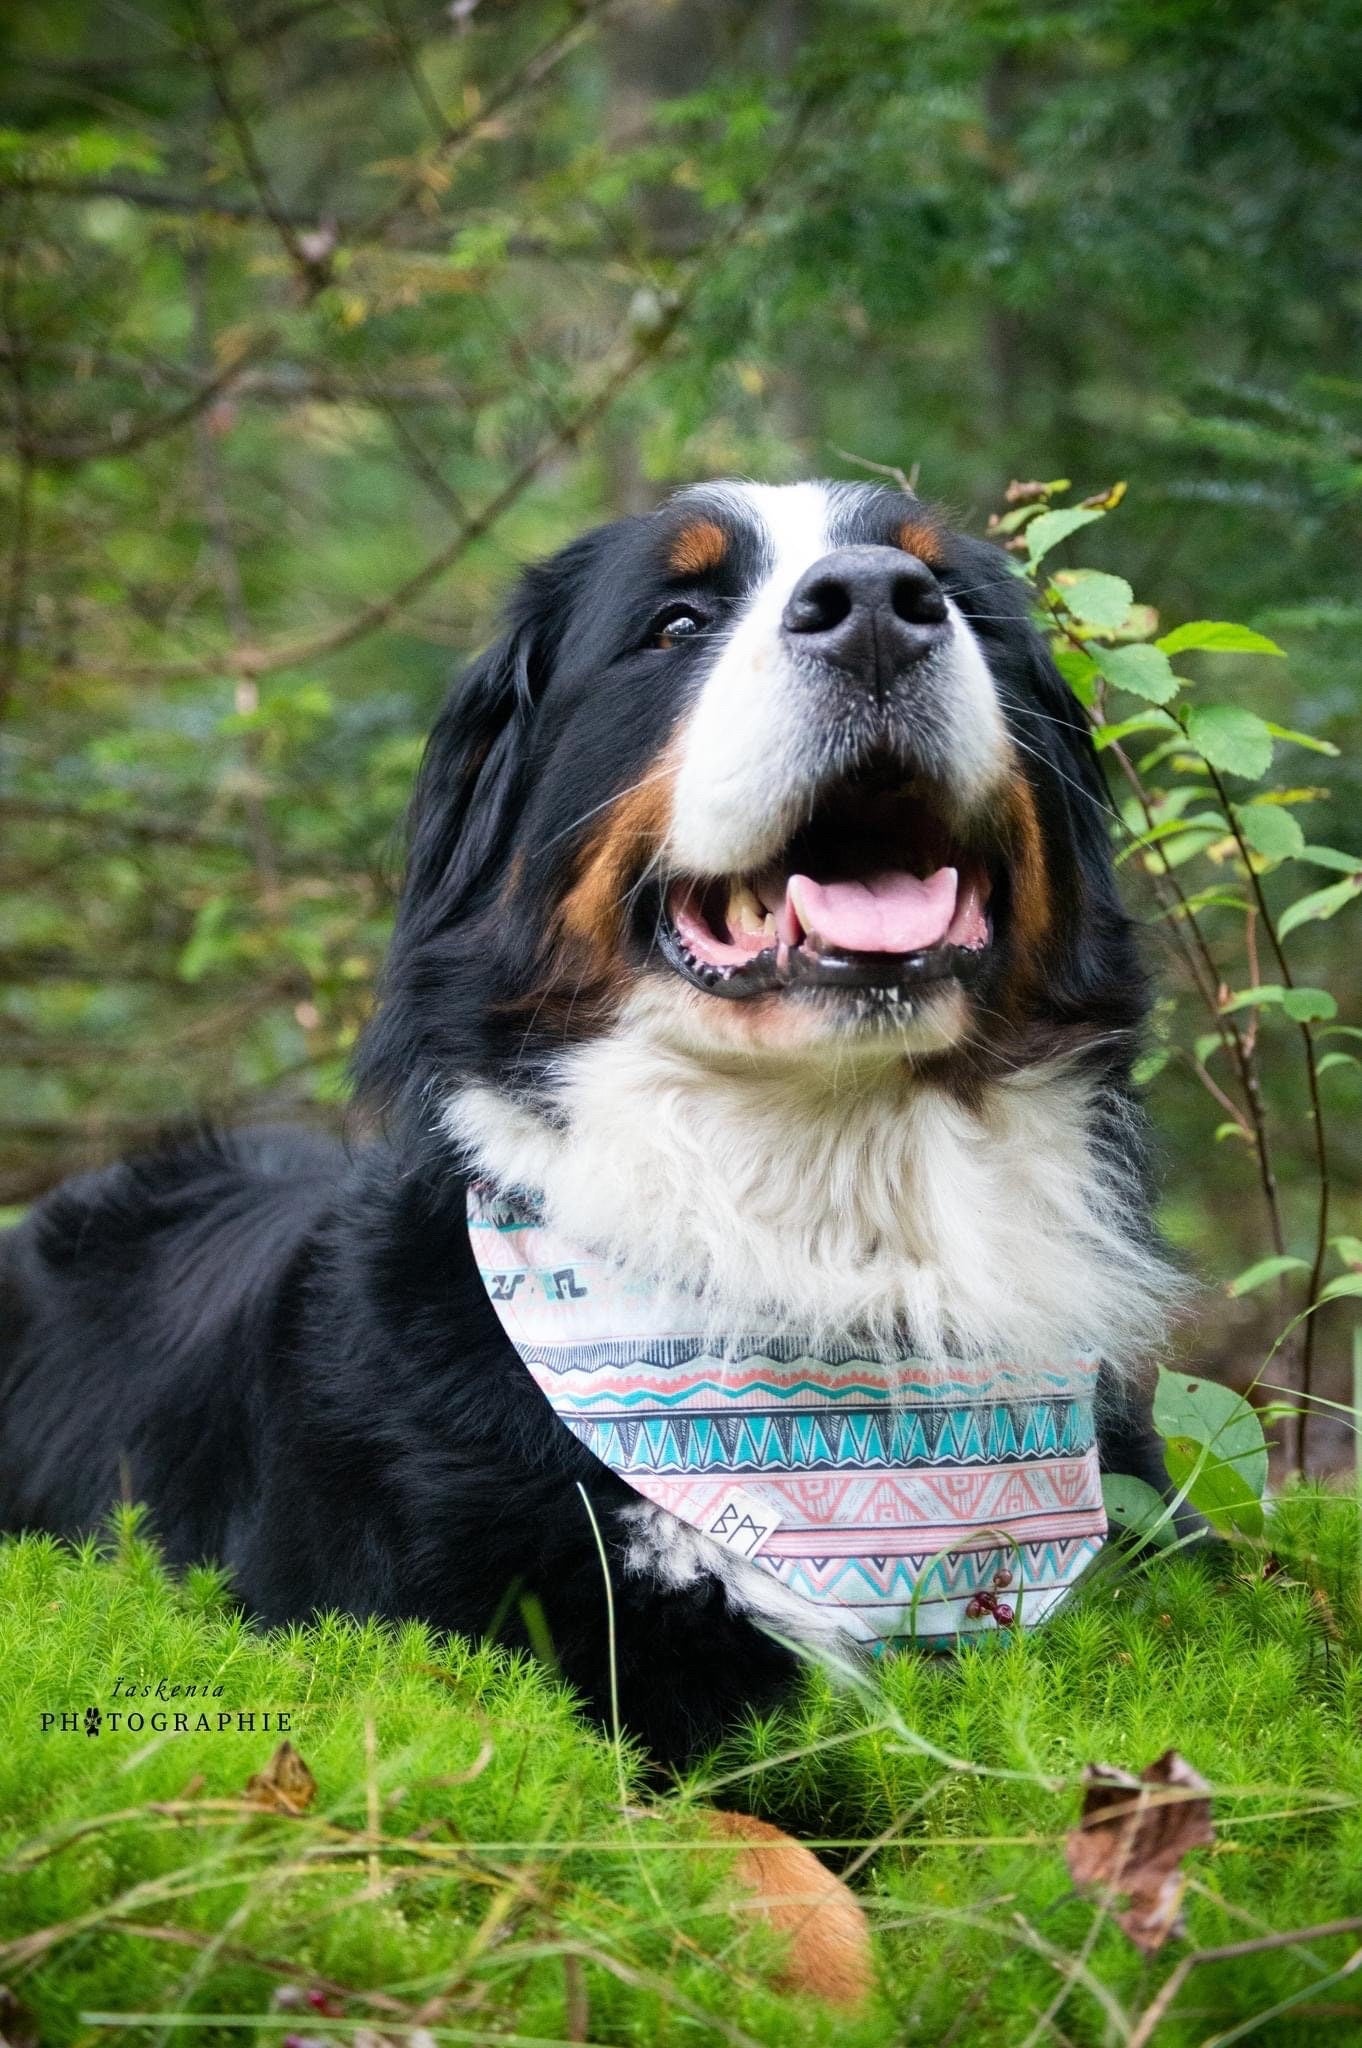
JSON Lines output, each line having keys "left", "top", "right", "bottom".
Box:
{"left": 654, "top": 605, "right": 708, "bottom": 649}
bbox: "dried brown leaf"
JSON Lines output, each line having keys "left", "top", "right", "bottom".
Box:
{"left": 1080, "top": 480, "right": 1128, "bottom": 511}
{"left": 244, "top": 1740, "right": 317, "bottom": 1815}
{"left": 0, "top": 1984, "right": 39, "bottom": 2048}
{"left": 1065, "top": 1748, "right": 1214, "bottom": 1954}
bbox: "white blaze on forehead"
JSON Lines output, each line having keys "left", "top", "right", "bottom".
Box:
{"left": 665, "top": 480, "right": 1010, "bottom": 881}
{"left": 668, "top": 482, "right": 836, "bottom": 877}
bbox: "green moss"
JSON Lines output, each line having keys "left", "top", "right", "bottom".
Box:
{"left": 4, "top": 1494, "right": 1362, "bottom": 2045}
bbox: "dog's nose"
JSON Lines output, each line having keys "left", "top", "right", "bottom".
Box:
{"left": 781, "top": 545, "right": 948, "bottom": 686}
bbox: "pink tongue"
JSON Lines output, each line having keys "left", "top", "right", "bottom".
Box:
{"left": 786, "top": 867, "right": 959, "bottom": 954}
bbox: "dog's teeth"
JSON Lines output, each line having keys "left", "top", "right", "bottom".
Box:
{"left": 727, "top": 883, "right": 772, "bottom": 939}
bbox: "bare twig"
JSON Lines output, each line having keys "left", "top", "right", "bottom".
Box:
{"left": 0, "top": 203, "right": 34, "bottom": 719}
{"left": 13, "top": 336, "right": 269, "bottom": 467}
{"left": 357, "top": 1, "right": 614, "bottom": 247}
{"left": 1042, "top": 594, "right": 1291, "bottom": 1265}
{"left": 191, "top": 2, "right": 335, "bottom": 296}
{"left": 52, "top": 91, "right": 815, "bottom": 691}
{"left": 1128, "top": 1914, "right": 1362, "bottom": 2048}
{"left": 2, "top": 797, "right": 256, "bottom": 854}
{"left": 187, "top": 238, "right": 279, "bottom": 894}
{"left": 1202, "top": 761, "right": 1333, "bottom": 1469}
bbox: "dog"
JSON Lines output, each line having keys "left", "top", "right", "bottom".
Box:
{"left": 1, "top": 479, "right": 1180, "bottom": 1775}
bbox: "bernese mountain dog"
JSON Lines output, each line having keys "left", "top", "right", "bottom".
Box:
{"left": 0, "top": 480, "right": 1180, "bottom": 1770}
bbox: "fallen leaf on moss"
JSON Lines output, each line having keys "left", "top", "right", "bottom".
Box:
{"left": 244, "top": 1740, "right": 317, "bottom": 1815}
{"left": 1065, "top": 1749, "right": 1214, "bottom": 1953}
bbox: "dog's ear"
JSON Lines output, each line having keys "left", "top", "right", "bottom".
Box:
{"left": 398, "top": 528, "right": 609, "bottom": 930}
{"left": 399, "top": 623, "right": 540, "bottom": 932}
{"left": 352, "top": 615, "right": 549, "bottom": 1125}
{"left": 355, "top": 523, "right": 615, "bottom": 1122}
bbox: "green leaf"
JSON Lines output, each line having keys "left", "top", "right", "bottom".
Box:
{"left": 1265, "top": 723, "right": 1340, "bottom": 757}
{"left": 1115, "top": 812, "right": 1227, "bottom": 866}
{"left": 1299, "top": 845, "right": 1362, "bottom": 874}
{"left": 1277, "top": 876, "right": 1362, "bottom": 938}
{"left": 1137, "top": 739, "right": 1209, "bottom": 777}
{"left": 1167, "top": 887, "right": 1250, "bottom": 919}
{"left": 1283, "top": 987, "right": 1338, "bottom": 1022}
{"left": 1184, "top": 704, "right": 1274, "bottom": 779}
{"left": 1320, "top": 1275, "right": 1362, "bottom": 1304}
{"left": 1233, "top": 805, "right": 1305, "bottom": 862}
{"left": 1153, "top": 1366, "right": 1269, "bottom": 1502}
{"left": 1331, "top": 1236, "right": 1362, "bottom": 1269}
{"left": 1157, "top": 620, "right": 1285, "bottom": 658}
{"left": 1052, "top": 569, "right": 1134, "bottom": 630}
{"left": 1099, "top": 643, "right": 1180, "bottom": 704}
{"left": 992, "top": 502, "right": 1047, "bottom": 535}
{"left": 1054, "top": 645, "right": 1101, "bottom": 706}
{"left": 1228, "top": 1254, "right": 1309, "bottom": 1297}
{"left": 1318, "top": 1051, "right": 1361, "bottom": 1077}
{"left": 177, "top": 895, "right": 233, "bottom": 984}
{"left": 1025, "top": 505, "right": 1105, "bottom": 566}
{"left": 1131, "top": 1048, "right": 1171, "bottom": 1085}
{"left": 1163, "top": 1437, "right": 1265, "bottom": 1539}
{"left": 1219, "top": 982, "right": 1338, "bottom": 1023}
{"left": 1101, "top": 1473, "right": 1176, "bottom": 1550}
{"left": 1091, "top": 711, "right": 1178, "bottom": 751}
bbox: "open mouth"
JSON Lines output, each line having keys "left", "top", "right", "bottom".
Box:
{"left": 657, "top": 774, "right": 998, "bottom": 1001}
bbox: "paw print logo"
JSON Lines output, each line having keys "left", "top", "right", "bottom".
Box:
{"left": 84, "top": 1705, "right": 102, "bottom": 1737}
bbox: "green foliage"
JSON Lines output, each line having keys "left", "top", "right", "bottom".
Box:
{"left": 0, "top": 1517, "right": 856, "bottom": 2048}
{"left": 1011, "top": 475, "right": 1361, "bottom": 1463}
{"left": 7, "top": 1495, "right": 1362, "bottom": 2045}
{"left": 0, "top": 3, "right": 1359, "bottom": 1421}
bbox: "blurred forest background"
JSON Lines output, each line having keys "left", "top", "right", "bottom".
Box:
{"left": 2, "top": 0, "right": 1360, "bottom": 1457}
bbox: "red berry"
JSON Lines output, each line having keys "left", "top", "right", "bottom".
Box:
{"left": 993, "top": 1602, "right": 1015, "bottom": 1627}
{"left": 993, "top": 1569, "right": 1013, "bottom": 1590}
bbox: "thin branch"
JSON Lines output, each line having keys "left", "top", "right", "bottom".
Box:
{"left": 2, "top": 796, "right": 255, "bottom": 854}
{"left": 14, "top": 333, "right": 271, "bottom": 467}
{"left": 80, "top": 315, "right": 667, "bottom": 685}
{"left": 4, "top": 176, "right": 351, "bottom": 232}
{"left": 1128, "top": 1915, "right": 1362, "bottom": 2048}
{"left": 191, "top": 2, "right": 335, "bottom": 296}
{"left": 379, "top": 0, "right": 456, "bottom": 147}
{"left": 0, "top": 337, "right": 481, "bottom": 412}
{"left": 1203, "top": 761, "right": 1333, "bottom": 1470}
{"left": 7, "top": 0, "right": 340, "bottom": 80}
{"left": 0, "top": 202, "right": 34, "bottom": 719}
{"left": 1187, "top": 1050, "right": 1253, "bottom": 1138}
{"left": 61, "top": 92, "right": 815, "bottom": 690}
{"left": 1, "top": 180, "right": 620, "bottom": 261}
{"left": 188, "top": 237, "right": 280, "bottom": 894}
{"left": 357, "top": 1, "right": 613, "bottom": 247}
{"left": 366, "top": 382, "right": 470, "bottom": 521}
{"left": 1044, "top": 596, "right": 1290, "bottom": 1263}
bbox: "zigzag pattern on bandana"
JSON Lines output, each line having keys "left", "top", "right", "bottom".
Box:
{"left": 469, "top": 1182, "right": 1107, "bottom": 1647}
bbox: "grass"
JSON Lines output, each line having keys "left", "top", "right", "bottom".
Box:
{"left": 4, "top": 1494, "right": 1362, "bottom": 2047}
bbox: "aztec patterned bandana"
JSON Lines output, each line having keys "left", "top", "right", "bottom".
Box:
{"left": 469, "top": 1182, "right": 1107, "bottom": 1648}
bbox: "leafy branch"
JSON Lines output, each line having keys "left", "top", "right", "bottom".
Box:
{"left": 1000, "top": 480, "right": 1359, "bottom": 1472}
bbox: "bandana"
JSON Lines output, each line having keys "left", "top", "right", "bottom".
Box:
{"left": 469, "top": 1182, "right": 1106, "bottom": 1647}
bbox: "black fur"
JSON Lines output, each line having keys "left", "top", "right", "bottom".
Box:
{"left": 0, "top": 485, "right": 1171, "bottom": 1769}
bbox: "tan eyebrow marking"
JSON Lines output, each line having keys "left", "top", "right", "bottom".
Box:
{"left": 897, "top": 516, "right": 945, "bottom": 567}
{"left": 668, "top": 518, "right": 728, "bottom": 577}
